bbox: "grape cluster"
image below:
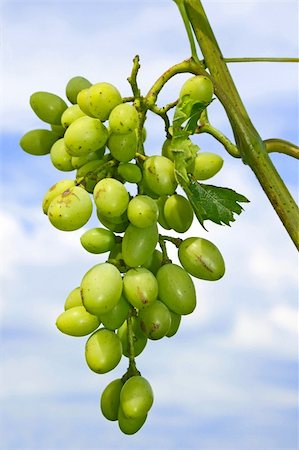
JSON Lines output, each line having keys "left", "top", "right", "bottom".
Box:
{"left": 20, "top": 74, "right": 226, "bottom": 434}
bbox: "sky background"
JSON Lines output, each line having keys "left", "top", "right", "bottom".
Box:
{"left": 0, "top": 1, "right": 298, "bottom": 449}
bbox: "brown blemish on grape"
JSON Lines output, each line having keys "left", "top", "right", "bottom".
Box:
{"left": 49, "top": 183, "right": 58, "bottom": 192}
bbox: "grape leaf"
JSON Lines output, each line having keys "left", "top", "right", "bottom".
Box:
{"left": 173, "top": 95, "right": 208, "bottom": 136}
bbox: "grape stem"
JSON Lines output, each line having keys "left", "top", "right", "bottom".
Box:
{"left": 223, "top": 57, "right": 299, "bottom": 63}
{"left": 158, "top": 235, "right": 172, "bottom": 265}
{"left": 160, "top": 234, "right": 183, "bottom": 248}
{"left": 264, "top": 139, "right": 299, "bottom": 160}
{"left": 124, "top": 309, "right": 141, "bottom": 380}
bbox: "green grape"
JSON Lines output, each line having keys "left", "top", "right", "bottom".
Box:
{"left": 71, "top": 147, "right": 105, "bottom": 169}
{"left": 161, "top": 138, "right": 174, "bottom": 161}
{"left": 64, "top": 116, "right": 108, "bottom": 156}
{"left": 143, "top": 156, "right": 177, "bottom": 196}
{"left": 81, "top": 263, "right": 123, "bottom": 316}
{"left": 120, "top": 376, "right": 154, "bottom": 419}
{"left": 88, "top": 82, "right": 122, "bottom": 121}
{"left": 143, "top": 249, "right": 163, "bottom": 275}
{"left": 64, "top": 286, "right": 83, "bottom": 310}
{"left": 50, "top": 138, "right": 74, "bottom": 171}
{"left": 191, "top": 152, "right": 224, "bottom": 180}
{"left": 85, "top": 328, "right": 122, "bottom": 374}
{"left": 61, "top": 104, "right": 86, "bottom": 128}
{"left": 76, "top": 159, "right": 107, "bottom": 193}
{"left": 93, "top": 178, "right": 129, "bottom": 219}
{"left": 179, "top": 75, "right": 214, "bottom": 105}
{"left": 47, "top": 185, "right": 92, "bottom": 231}
{"left": 66, "top": 76, "right": 92, "bottom": 104}
{"left": 107, "top": 131, "right": 137, "bottom": 162}
{"left": 166, "top": 311, "right": 181, "bottom": 337}
{"left": 51, "top": 124, "right": 65, "bottom": 137}
{"left": 164, "top": 194, "right": 193, "bottom": 233}
{"left": 117, "top": 317, "right": 147, "bottom": 358}
{"left": 56, "top": 306, "right": 100, "bottom": 337}
{"left": 77, "top": 88, "right": 94, "bottom": 117}
{"left": 42, "top": 179, "right": 75, "bottom": 214}
{"left": 178, "top": 237, "right": 225, "bottom": 281}
{"left": 139, "top": 301, "right": 171, "bottom": 340}
{"left": 20, "top": 129, "right": 60, "bottom": 156}
{"left": 127, "top": 195, "right": 159, "bottom": 228}
{"left": 99, "top": 293, "right": 130, "bottom": 330}
{"left": 123, "top": 267, "right": 158, "bottom": 309}
{"left": 108, "top": 242, "right": 123, "bottom": 262}
{"left": 80, "top": 227, "right": 116, "bottom": 254}
{"left": 156, "top": 263, "right": 196, "bottom": 315}
{"left": 109, "top": 104, "right": 138, "bottom": 134}
{"left": 122, "top": 223, "right": 159, "bottom": 267}
{"left": 30, "top": 91, "right": 68, "bottom": 125}
{"left": 117, "top": 163, "right": 142, "bottom": 184}
{"left": 156, "top": 196, "right": 171, "bottom": 230}
{"left": 97, "top": 210, "right": 129, "bottom": 233}
{"left": 100, "top": 378, "right": 123, "bottom": 421}
{"left": 118, "top": 405, "right": 147, "bottom": 435}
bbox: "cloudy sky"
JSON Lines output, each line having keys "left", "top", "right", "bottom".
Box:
{"left": 1, "top": 1, "right": 298, "bottom": 449}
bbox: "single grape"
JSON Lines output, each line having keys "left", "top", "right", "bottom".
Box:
{"left": 64, "top": 116, "right": 108, "bottom": 156}
{"left": 88, "top": 82, "right": 122, "bottom": 121}
{"left": 51, "top": 124, "right": 65, "bottom": 138}
{"left": 117, "top": 317, "right": 147, "bottom": 358}
{"left": 42, "top": 179, "right": 75, "bottom": 214}
{"left": 161, "top": 138, "right": 174, "bottom": 161}
{"left": 108, "top": 242, "right": 123, "bottom": 262}
{"left": 120, "top": 376, "right": 154, "bottom": 418}
{"left": 56, "top": 306, "right": 100, "bottom": 337}
{"left": 143, "top": 249, "right": 163, "bottom": 276}
{"left": 163, "top": 194, "right": 194, "bottom": 233}
{"left": 66, "top": 76, "right": 92, "bottom": 104}
{"left": 47, "top": 185, "right": 92, "bottom": 231}
{"left": 50, "top": 138, "right": 74, "bottom": 171}
{"left": 61, "top": 104, "right": 86, "bottom": 128}
{"left": 20, "top": 129, "right": 60, "bottom": 156}
{"left": 99, "top": 293, "right": 130, "bottom": 330}
{"left": 139, "top": 301, "right": 171, "bottom": 340}
{"left": 97, "top": 210, "right": 129, "bottom": 233}
{"left": 117, "top": 163, "right": 142, "bottom": 184}
{"left": 156, "top": 263, "right": 196, "bottom": 315}
{"left": 64, "top": 286, "right": 83, "bottom": 310}
{"left": 71, "top": 147, "right": 105, "bottom": 169}
{"left": 178, "top": 237, "right": 225, "bottom": 281}
{"left": 80, "top": 227, "right": 116, "bottom": 254}
{"left": 166, "top": 311, "right": 181, "bottom": 337}
{"left": 156, "top": 196, "right": 171, "bottom": 230}
{"left": 109, "top": 104, "right": 138, "bottom": 134}
{"left": 123, "top": 267, "right": 158, "bottom": 309}
{"left": 100, "top": 378, "right": 123, "bottom": 421}
{"left": 179, "top": 75, "right": 214, "bottom": 105}
{"left": 85, "top": 328, "right": 122, "bottom": 374}
{"left": 190, "top": 152, "right": 224, "bottom": 180}
{"left": 30, "top": 91, "right": 68, "bottom": 125}
{"left": 76, "top": 159, "right": 107, "bottom": 193}
{"left": 93, "top": 178, "right": 129, "bottom": 219}
{"left": 127, "top": 195, "right": 159, "bottom": 228}
{"left": 77, "top": 88, "right": 94, "bottom": 117}
{"left": 122, "top": 223, "right": 159, "bottom": 267}
{"left": 118, "top": 405, "right": 147, "bottom": 435}
{"left": 143, "top": 156, "right": 177, "bottom": 196}
{"left": 81, "top": 263, "right": 123, "bottom": 316}
{"left": 107, "top": 131, "right": 137, "bottom": 162}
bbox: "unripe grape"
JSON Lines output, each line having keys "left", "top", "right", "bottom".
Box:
{"left": 66, "top": 76, "right": 92, "bottom": 104}
{"left": 81, "top": 263, "right": 123, "bottom": 316}
{"left": 30, "top": 91, "right": 68, "bottom": 125}
{"left": 178, "top": 237, "right": 225, "bottom": 281}
{"left": 191, "top": 152, "right": 224, "bottom": 180}
{"left": 85, "top": 328, "right": 122, "bottom": 374}
{"left": 42, "top": 179, "right": 75, "bottom": 214}
{"left": 143, "top": 249, "right": 163, "bottom": 275}
{"left": 80, "top": 227, "right": 116, "bottom": 254}
{"left": 88, "top": 82, "right": 122, "bottom": 121}
{"left": 179, "top": 75, "right": 214, "bottom": 105}
{"left": 123, "top": 267, "right": 158, "bottom": 309}
{"left": 107, "top": 131, "right": 137, "bottom": 162}
{"left": 56, "top": 306, "right": 100, "bottom": 337}
{"left": 164, "top": 194, "right": 194, "bottom": 233}
{"left": 20, "top": 129, "right": 60, "bottom": 156}
{"left": 51, "top": 124, "right": 65, "bottom": 138}
{"left": 122, "top": 223, "right": 159, "bottom": 267}
{"left": 64, "top": 286, "right": 83, "bottom": 310}
{"left": 156, "top": 264, "right": 196, "bottom": 315}
{"left": 120, "top": 376, "right": 154, "bottom": 419}
{"left": 61, "top": 104, "right": 86, "bottom": 128}
{"left": 77, "top": 88, "right": 94, "bottom": 117}
{"left": 143, "top": 156, "right": 177, "bottom": 196}
{"left": 156, "top": 196, "right": 171, "bottom": 230}
{"left": 127, "top": 195, "right": 159, "bottom": 228}
{"left": 99, "top": 293, "right": 130, "bottom": 331}
{"left": 47, "top": 186, "right": 92, "bottom": 231}
{"left": 71, "top": 147, "right": 105, "bottom": 169}
{"left": 166, "top": 311, "right": 181, "bottom": 337}
{"left": 161, "top": 138, "right": 174, "bottom": 161}
{"left": 117, "top": 317, "right": 147, "bottom": 357}
{"left": 50, "top": 138, "right": 74, "bottom": 171}
{"left": 76, "top": 159, "right": 106, "bottom": 193}
{"left": 97, "top": 210, "right": 129, "bottom": 233}
{"left": 117, "top": 163, "right": 142, "bottom": 184}
{"left": 93, "top": 178, "right": 129, "bottom": 219}
{"left": 109, "top": 104, "right": 138, "bottom": 134}
{"left": 139, "top": 301, "right": 171, "bottom": 340}
{"left": 100, "top": 378, "right": 123, "bottom": 421}
{"left": 64, "top": 116, "right": 108, "bottom": 156}
{"left": 118, "top": 406, "right": 147, "bottom": 435}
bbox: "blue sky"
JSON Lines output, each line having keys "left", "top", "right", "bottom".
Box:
{"left": 0, "top": 1, "right": 298, "bottom": 449}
